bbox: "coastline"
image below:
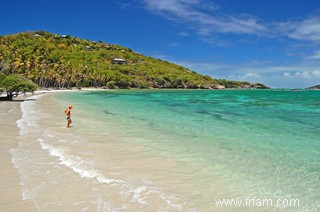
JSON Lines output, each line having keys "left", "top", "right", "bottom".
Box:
{"left": 0, "top": 88, "right": 103, "bottom": 211}
{"left": 0, "top": 95, "right": 36, "bottom": 211}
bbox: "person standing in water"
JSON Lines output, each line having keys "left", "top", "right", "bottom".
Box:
{"left": 64, "top": 105, "right": 73, "bottom": 128}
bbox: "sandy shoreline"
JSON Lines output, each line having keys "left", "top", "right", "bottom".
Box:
{"left": 0, "top": 96, "right": 36, "bottom": 211}
{"left": 0, "top": 88, "right": 103, "bottom": 211}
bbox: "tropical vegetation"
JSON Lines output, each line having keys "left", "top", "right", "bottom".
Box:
{"left": 0, "top": 31, "right": 268, "bottom": 90}
{"left": 0, "top": 73, "right": 37, "bottom": 100}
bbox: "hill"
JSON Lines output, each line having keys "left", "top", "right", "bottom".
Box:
{"left": 0, "top": 31, "right": 268, "bottom": 89}
{"left": 307, "top": 84, "right": 320, "bottom": 90}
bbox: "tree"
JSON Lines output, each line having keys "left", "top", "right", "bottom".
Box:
{"left": 0, "top": 73, "right": 5, "bottom": 93}
{"left": 0, "top": 72, "right": 5, "bottom": 84}
{"left": 0, "top": 74, "right": 38, "bottom": 100}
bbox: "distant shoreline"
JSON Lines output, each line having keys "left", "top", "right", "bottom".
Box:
{"left": 1, "top": 86, "right": 318, "bottom": 102}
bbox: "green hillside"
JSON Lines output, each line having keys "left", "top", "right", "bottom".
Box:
{"left": 0, "top": 31, "right": 268, "bottom": 89}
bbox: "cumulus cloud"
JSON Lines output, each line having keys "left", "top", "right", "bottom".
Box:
{"left": 283, "top": 70, "right": 320, "bottom": 79}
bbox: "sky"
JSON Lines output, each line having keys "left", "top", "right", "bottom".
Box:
{"left": 1, "top": 0, "right": 320, "bottom": 88}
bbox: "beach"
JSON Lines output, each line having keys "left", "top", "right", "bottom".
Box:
{"left": 0, "top": 90, "right": 84, "bottom": 211}
{"left": 0, "top": 96, "right": 36, "bottom": 211}
{"left": 0, "top": 89, "right": 318, "bottom": 211}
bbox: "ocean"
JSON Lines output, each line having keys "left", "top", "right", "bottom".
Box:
{"left": 11, "top": 90, "right": 319, "bottom": 211}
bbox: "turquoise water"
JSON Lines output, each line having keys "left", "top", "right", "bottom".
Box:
{"left": 51, "top": 89, "right": 319, "bottom": 210}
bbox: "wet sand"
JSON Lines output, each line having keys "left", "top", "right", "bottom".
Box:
{"left": 0, "top": 97, "right": 36, "bottom": 211}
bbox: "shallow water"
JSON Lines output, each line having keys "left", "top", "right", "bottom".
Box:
{"left": 12, "top": 90, "right": 320, "bottom": 211}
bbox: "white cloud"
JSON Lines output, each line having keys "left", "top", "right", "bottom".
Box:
{"left": 276, "top": 16, "right": 320, "bottom": 41}
{"left": 141, "top": 0, "right": 267, "bottom": 37}
{"left": 228, "top": 73, "right": 262, "bottom": 82}
{"left": 307, "top": 50, "right": 320, "bottom": 60}
{"left": 284, "top": 70, "right": 320, "bottom": 79}
{"left": 229, "top": 69, "right": 320, "bottom": 88}
{"left": 140, "top": 0, "right": 320, "bottom": 44}
{"left": 179, "top": 32, "right": 189, "bottom": 37}
{"left": 244, "top": 73, "right": 261, "bottom": 78}
{"left": 283, "top": 72, "right": 291, "bottom": 77}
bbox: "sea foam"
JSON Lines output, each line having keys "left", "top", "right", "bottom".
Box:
{"left": 38, "top": 137, "right": 187, "bottom": 210}
{"left": 16, "top": 95, "right": 43, "bottom": 136}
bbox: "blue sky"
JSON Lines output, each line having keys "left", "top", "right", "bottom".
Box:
{"left": 1, "top": 0, "right": 320, "bottom": 88}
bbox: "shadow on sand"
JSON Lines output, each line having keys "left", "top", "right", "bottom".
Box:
{"left": 0, "top": 97, "right": 37, "bottom": 102}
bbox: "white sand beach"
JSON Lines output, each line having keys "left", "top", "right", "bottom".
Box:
{"left": 0, "top": 96, "right": 36, "bottom": 211}
{"left": 0, "top": 88, "right": 106, "bottom": 211}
